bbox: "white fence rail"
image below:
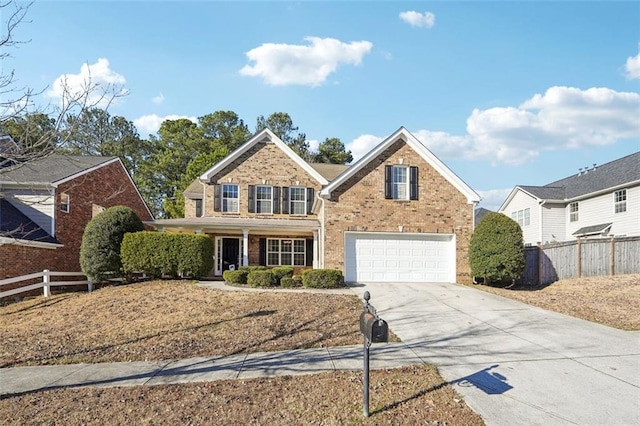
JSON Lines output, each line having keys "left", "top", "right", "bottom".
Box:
{"left": 0, "top": 270, "right": 92, "bottom": 299}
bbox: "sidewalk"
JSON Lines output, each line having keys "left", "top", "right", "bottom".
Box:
{"left": 0, "top": 343, "right": 423, "bottom": 396}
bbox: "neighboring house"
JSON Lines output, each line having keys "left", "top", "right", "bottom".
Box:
{"left": 149, "top": 127, "right": 480, "bottom": 283}
{"left": 0, "top": 155, "right": 153, "bottom": 279}
{"left": 474, "top": 207, "right": 492, "bottom": 227}
{"left": 499, "top": 152, "right": 640, "bottom": 246}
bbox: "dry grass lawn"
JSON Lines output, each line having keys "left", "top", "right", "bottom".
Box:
{"left": 472, "top": 274, "right": 640, "bottom": 330}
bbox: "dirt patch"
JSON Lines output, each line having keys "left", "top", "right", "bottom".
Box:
{"left": 0, "top": 365, "right": 483, "bottom": 426}
{"left": 471, "top": 274, "right": 640, "bottom": 330}
{"left": 1, "top": 281, "right": 399, "bottom": 368}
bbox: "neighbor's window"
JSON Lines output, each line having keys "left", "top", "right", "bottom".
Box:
{"left": 289, "top": 187, "right": 306, "bottom": 215}
{"left": 569, "top": 202, "right": 579, "bottom": 222}
{"left": 393, "top": 166, "right": 409, "bottom": 200}
{"left": 195, "top": 199, "right": 203, "bottom": 217}
{"left": 222, "top": 184, "right": 239, "bottom": 213}
{"left": 267, "top": 238, "right": 306, "bottom": 266}
{"left": 256, "top": 185, "right": 272, "bottom": 214}
{"left": 614, "top": 189, "right": 627, "bottom": 213}
{"left": 60, "top": 193, "right": 70, "bottom": 213}
{"left": 511, "top": 208, "right": 531, "bottom": 227}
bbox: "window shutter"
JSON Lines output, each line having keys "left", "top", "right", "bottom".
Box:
{"left": 410, "top": 166, "right": 419, "bottom": 200}
{"left": 306, "top": 239, "right": 314, "bottom": 266}
{"left": 306, "top": 188, "right": 314, "bottom": 214}
{"left": 273, "top": 186, "right": 281, "bottom": 214}
{"left": 259, "top": 238, "right": 266, "bottom": 266}
{"left": 213, "top": 185, "right": 221, "bottom": 212}
{"left": 282, "top": 187, "right": 289, "bottom": 214}
{"left": 384, "top": 165, "right": 393, "bottom": 199}
{"left": 248, "top": 185, "right": 255, "bottom": 213}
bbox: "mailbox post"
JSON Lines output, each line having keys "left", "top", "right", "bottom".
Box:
{"left": 360, "top": 291, "right": 388, "bottom": 417}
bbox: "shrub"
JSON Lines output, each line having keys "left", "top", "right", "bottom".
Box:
{"left": 247, "top": 270, "right": 275, "bottom": 287}
{"left": 121, "top": 232, "right": 214, "bottom": 279}
{"left": 80, "top": 206, "right": 144, "bottom": 283}
{"left": 239, "top": 265, "right": 267, "bottom": 273}
{"left": 469, "top": 212, "right": 525, "bottom": 286}
{"left": 223, "top": 269, "right": 248, "bottom": 285}
{"left": 271, "top": 266, "right": 294, "bottom": 284}
{"left": 302, "top": 269, "right": 344, "bottom": 289}
{"left": 281, "top": 275, "right": 303, "bottom": 288}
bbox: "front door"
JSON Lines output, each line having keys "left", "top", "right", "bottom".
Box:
{"left": 221, "top": 238, "right": 240, "bottom": 272}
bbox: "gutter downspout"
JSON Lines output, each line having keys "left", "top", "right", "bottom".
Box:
{"left": 317, "top": 191, "right": 326, "bottom": 269}
{"left": 200, "top": 179, "right": 207, "bottom": 217}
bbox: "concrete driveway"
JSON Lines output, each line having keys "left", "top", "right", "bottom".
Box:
{"left": 356, "top": 282, "right": 640, "bottom": 426}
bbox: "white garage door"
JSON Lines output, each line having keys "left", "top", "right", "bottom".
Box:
{"left": 344, "top": 232, "right": 455, "bottom": 283}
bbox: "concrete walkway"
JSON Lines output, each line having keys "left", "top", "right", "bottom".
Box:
{"left": 357, "top": 282, "right": 640, "bottom": 426}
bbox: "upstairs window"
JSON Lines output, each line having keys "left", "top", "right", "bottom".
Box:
{"left": 222, "top": 184, "right": 239, "bottom": 213}
{"left": 289, "top": 187, "right": 306, "bottom": 215}
{"left": 569, "top": 202, "right": 579, "bottom": 222}
{"left": 511, "top": 208, "right": 531, "bottom": 227}
{"left": 60, "top": 193, "right": 70, "bottom": 213}
{"left": 195, "top": 199, "right": 203, "bottom": 217}
{"left": 256, "top": 185, "right": 273, "bottom": 214}
{"left": 385, "top": 165, "right": 419, "bottom": 200}
{"left": 614, "top": 189, "right": 627, "bottom": 213}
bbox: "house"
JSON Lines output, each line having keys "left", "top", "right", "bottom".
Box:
{"left": 0, "top": 155, "right": 153, "bottom": 279}
{"left": 149, "top": 127, "right": 480, "bottom": 284}
{"left": 499, "top": 152, "right": 640, "bottom": 246}
{"left": 474, "top": 207, "right": 492, "bottom": 227}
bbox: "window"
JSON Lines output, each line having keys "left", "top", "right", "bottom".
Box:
{"left": 569, "top": 202, "right": 579, "bottom": 222}
{"left": 289, "top": 187, "right": 306, "bottom": 215}
{"left": 614, "top": 189, "right": 627, "bottom": 213}
{"left": 222, "top": 184, "right": 239, "bottom": 213}
{"left": 393, "top": 166, "right": 408, "bottom": 200}
{"left": 60, "top": 193, "right": 70, "bottom": 213}
{"left": 256, "top": 185, "right": 272, "bottom": 214}
{"left": 195, "top": 199, "right": 203, "bottom": 217}
{"left": 511, "top": 208, "right": 530, "bottom": 227}
{"left": 385, "top": 165, "right": 418, "bottom": 200}
{"left": 267, "top": 238, "right": 306, "bottom": 266}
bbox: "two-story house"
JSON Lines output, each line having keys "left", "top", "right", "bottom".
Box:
{"left": 149, "top": 127, "right": 480, "bottom": 284}
{"left": 499, "top": 152, "right": 640, "bottom": 246}
{"left": 0, "top": 155, "right": 153, "bottom": 279}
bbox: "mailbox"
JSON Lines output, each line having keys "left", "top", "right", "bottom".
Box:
{"left": 359, "top": 312, "right": 389, "bottom": 343}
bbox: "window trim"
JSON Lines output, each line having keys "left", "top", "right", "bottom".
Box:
{"left": 511, "top": 208, "right": 531, "bottom": 227}
{"left": 289, "top": 187, "right": 307, "bottom": 215}
{"left": 60, "top": 193, "right": 70, "bottom": 213}
{"left": 614, "top": 189, "right": 627, "bottom": 214}
{"left": 255, "top": 185, "right": 273, "bottom": 214}
{"left": 266, "top": 238, "right": 306, "bottom": 266}
{"left": 392, "top": 165, "right": 409, "bottom": 200}
{"left": 569, "top": 202, "right": 579, "bottom": 222}
{"left": 221, "top": 183, "right": 239, "bottom": 213}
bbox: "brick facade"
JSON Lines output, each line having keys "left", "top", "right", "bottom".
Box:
{"left": 322, "top": 140, "right": 475, "bottom": 283}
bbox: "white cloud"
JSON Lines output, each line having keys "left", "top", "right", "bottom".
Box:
{"left": 239, "top": 37, "right": 373, "bottom": 86}
{"left": 133, "top": 114, "right": 198, "bottom": 136}
{"left": 307, "top": 139, "right": 320, "bottom": 153}
{"left": 152, "top": 92, "right": 165, "bottom": 104}
{"left": 346, "top": 134, "right": 383, "bottom": 162}
{"left": 47, "top": 58, "right": 127, "bottom": 108}
{"left": 476, "top": 188, "right": 513, "bottom": 211}
{"left": 399, "top": 11, "right": 435, "bottom": 28}
{"left": 624, "top": 50, "right": 640, "bottom": 80}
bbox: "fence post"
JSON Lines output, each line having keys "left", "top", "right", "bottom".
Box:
{"left": 610, "top": 237, "right": 615, "bottom": 276}
{"left": 576, "top": 239, "right": 582, "bottom": 278}
{"left": 43, "top": 269, "right": 51, "bottom": 297}
{"left": 537, "top": 243, "right": 542, "bottom": 286}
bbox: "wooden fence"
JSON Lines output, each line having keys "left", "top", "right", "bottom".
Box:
{"left": 519, "top": 236, "right": 640, "bottom": 286}
{"left": 0, "top": 270, "right": 91, "bottom": 299}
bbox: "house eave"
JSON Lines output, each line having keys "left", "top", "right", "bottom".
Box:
{"left": 0, "top": 237, "right": 63, "bottom": 249}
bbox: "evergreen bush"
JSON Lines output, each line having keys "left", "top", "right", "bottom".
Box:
{"left": 301, "top": 269, "right": 344, "bottom": 288}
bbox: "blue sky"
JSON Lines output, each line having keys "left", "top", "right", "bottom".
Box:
{"left": 5, "top": 0, "right": 640, "bottom": 210}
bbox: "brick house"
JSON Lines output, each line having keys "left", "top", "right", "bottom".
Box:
{"left": 0, "top": 155, "right": 153, "bottom": 279}
{"left": 149, "top": 127, "right": 480, "bottom": 283}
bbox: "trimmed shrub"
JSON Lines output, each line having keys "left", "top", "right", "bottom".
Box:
{"left": 80, "top": 206, "right": 144, "bottom": 283}
{"left": 271, "top": 266, "right": 294, "bottom": 284}
{"left": 469, "top": 212, "right": 526, "bottom": 286}
{"left": 281, "top": 275, "right": 303, "bottom": 288}
{"left": 302, "top": 269, "right": 344, "bottom": 289}
{"left": 121, "top": 231, "right": 214, "bottom": 279}
{"left": 239, "top": 265, "right": 267, "bottom": 273}
{"left": 247, "top": 270, "right": 275, "bottom": 287}
{"left": 223, "top": 269, "right": 248, "bottom": 285}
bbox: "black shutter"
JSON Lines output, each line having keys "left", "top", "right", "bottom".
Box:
{"left": 410, "top": 166, "right": 419, "bottom": 200}
{"left": 213, "top": 185, "right": 221, "bottom": 212}
{"left": 259, "top": 238, "right": 266, "bottom": 266}
{"left": 306, "top": 239, "right": 314, "bottom": 266}
{"left": 384, "top": 165, "right": 393, "bottom": 199}
{"left": 248, "top": 185, "right": 255, "bottom": 213}
{"left": 306, "top": 188, "right": 314, "bottom": 214}
{"left": 273, "top": 186, "right": 281, "bottom": 214}
{"left": 282, "top": 187, "right": 289, "bottom": 214}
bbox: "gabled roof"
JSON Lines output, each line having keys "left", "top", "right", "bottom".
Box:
{"left": 500, "top": 152, "right": 640, "bottom": 210}
{"left": 309, "top": 163, "right": 350, "bottom": 181}
{"left": 0, "top": 155, "right": 119, "bottom": 186}
{"left": 200, "top": 129, "right": 329, "bottom": 185}
{"left": 474, "top": 207, "right": 492, "bottom": 227}
{"left": 0, "top": 198, "right": 60, "bottom": 245}
{"left": 320, "top": 127, "right": 480, "bottom": 203}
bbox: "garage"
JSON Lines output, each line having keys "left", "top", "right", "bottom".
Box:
{"left": 344, "top": 232, "right": 455, "bottom": 283}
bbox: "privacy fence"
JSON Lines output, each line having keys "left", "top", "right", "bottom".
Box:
{"left": 519, "top": 236, "right": 640, "bottom": 286}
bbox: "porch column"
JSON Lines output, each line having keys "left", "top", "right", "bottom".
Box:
{"left": 313, "top": 230, "right": 319, "bottom": 269}
{"left": 242, "top": 229, "right": 249, "bottom": 266}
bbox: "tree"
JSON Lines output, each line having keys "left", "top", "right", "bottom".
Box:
{"left": 314, "top": 137, "right": 353, "bottom": 164}
{"left": 256, "top": 112, "right": 311, "bottom": 160}
{"left": 79, "top": 206, "right": 144, "bottom": 282}
{"left": 199, "top": 110, "right": 251, "bottom": 152}
{"left": 469, "top": 212, "right": 526, "bottom": 286}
